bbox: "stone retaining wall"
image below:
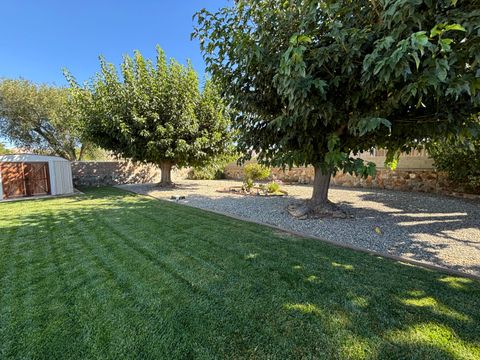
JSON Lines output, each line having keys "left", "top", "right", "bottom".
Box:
{"left": 71, "top": 161, "right": 162, "bottom": 186}
{"left": 70, "top": 160, "right": 478, "bottom": 198}
{"left": 72, "top": 161, "right": 193, "bottom": 186}
{"left": 224, "top": 162, "right": 477, "bottom": 198}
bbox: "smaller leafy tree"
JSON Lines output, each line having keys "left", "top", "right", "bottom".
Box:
{"left": 66, "top": 46, "right": 231, "bottom": 185}
{"left": 0, "top": 79, "right": 90, "bottom": 160}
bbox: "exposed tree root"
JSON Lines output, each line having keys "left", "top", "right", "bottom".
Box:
{"left": 155, "top": 182, "right": 176, "bottom": 188}
{"left": 286, "top": 201, "right": 351, "bottom": 219}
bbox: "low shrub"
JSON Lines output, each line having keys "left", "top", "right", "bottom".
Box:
{"left": 243, "top": 163, "right": 271, "bottom": 182}
{"left": 429, "top": 138, "right": 480, "bottom": 193}
{"left": 188, "top": 153, "right": 239, "bottom": 180}
{"left": 187, "top": 166, "right": 225, "bottom": 180}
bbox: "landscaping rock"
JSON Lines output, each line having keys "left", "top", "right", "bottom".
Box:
{"left": 120, "top": 179, "right": 480, "bottom": 277}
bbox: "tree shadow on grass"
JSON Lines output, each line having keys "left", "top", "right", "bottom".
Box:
{"left": 278, "top": 251, "right": 480, "bottom": 358}
{"left": 138, "top": 183, "right": 480, "bottom": 278}
{"left": 118, "top": 182, "right": 202, "bottom": 193}
{"left": 1, "top": 186, "right": 479, "bottom": 359}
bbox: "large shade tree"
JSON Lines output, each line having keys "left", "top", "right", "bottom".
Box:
{"left": 66, "top": 46, "right": 231, "bottom": 185}
{"left": 194, "top": 0, "right": 480, "bottom": 217}
{"left": 0, "top": 79, "right": 90, "bottom": 160}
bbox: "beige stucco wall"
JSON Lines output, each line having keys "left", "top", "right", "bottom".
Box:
{"left": 356, "top": 154, "right": 434, "bottom": 170}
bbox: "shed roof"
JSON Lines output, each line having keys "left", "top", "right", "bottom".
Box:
{"left": 0, "top": 154, "right": 69, "bottom": 163}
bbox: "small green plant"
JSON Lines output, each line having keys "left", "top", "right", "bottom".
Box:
{"left": 243, "top": 178, "right": 254, "bottom": 192}
{"left": 265, "top": 181, "right": 280, "bottom": 194}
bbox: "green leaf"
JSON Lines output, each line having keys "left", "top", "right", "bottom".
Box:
{"left": 297, "top": 35, "right": 312, "bottom": 44}
{"left": 378, "top": 36, "right": 395, "bottom": 50}
{"left": 436, "top": 59, "right": 449, "bottom": 82}
{"left": 327, "top": 134, "right": 340, "bottom": 151}
{"left": 430, "top": 24, "right": 444, "bottom": 37}
{"left": 352, "top": 117, "right": 391, "bottom": 137}
{"left": 444, "top": 24, "right": 466, "bottom": 32}
{"left": 373, "top": 60, "right": 385, "bottom": 75}
{"left": 411, "top": 52, "right": 421, "bottom": 69}
{"left": 431, "top": 23, "right": 466, "bottom": 38}
{"left": 385, "top": 150, "right": 400, "bottom": 170}
{"left": 413, "top": 31, "right": 428, "bottom": 46}
{"left": 366, "top": 162, "right": 377, "bottom": 177}
{"left": 439, "top": 38, "right": 453, "bottom": 52}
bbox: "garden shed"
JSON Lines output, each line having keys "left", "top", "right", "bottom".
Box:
{"left": 0, "top": 154, "right": 74, "bottom": 201}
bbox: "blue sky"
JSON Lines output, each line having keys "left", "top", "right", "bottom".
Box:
{"left": 0, "top": 0, "right": 228, "bottom": 85}
{"left": 0, "top": 1, "right": 229, "bottom": 147}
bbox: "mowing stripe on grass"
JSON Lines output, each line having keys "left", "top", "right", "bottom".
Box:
{"left": 0, "top": 187, "right": 479, "bottom": 359}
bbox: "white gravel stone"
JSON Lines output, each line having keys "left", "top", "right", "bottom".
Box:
{"left": 119, "top": 179, "right": 480, "bottom": 277}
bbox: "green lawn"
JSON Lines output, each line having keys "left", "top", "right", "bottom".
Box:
{"left": 0, "top": 187, "right": 479, "bottom": 359}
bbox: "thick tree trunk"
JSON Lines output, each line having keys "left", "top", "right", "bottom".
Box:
{"left": 77, "top": 144, "right": 85, "bottom": 161}
{"left": 310, "top": 165, "right": 331, "bottom": 207}
{"left": 286, "top": 165, "right": 347, "bottom": 219}
{"left": 159, "top": 161, "right": 173, "bottom": 186}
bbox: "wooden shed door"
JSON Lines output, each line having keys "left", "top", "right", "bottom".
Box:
{"left": 1, "top": 162, "right": 51, "bottom": 199}
{"left": 1, "top": 162, "right": 26, "bottom": 198}
{"left": 24, "top": 163, "right": 51, "bottom": 196}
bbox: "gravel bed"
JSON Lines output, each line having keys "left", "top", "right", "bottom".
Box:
{"left": 119, "top": 179, "right": 480, "bottom": 277}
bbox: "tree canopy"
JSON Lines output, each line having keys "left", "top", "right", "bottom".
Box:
{"left": 66, "top": 46, "right": 232, "bottom": 185}
{"left": 194, "top": 0, "right": 480, "bottom": 216}
{"left": 0, "top": 79, "right": 91, "bottom": 160}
